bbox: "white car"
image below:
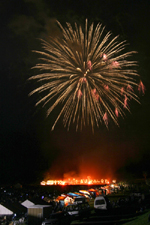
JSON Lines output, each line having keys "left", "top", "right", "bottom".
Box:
{"left": 94, "top": 196, "right": 111, "bottom": 212}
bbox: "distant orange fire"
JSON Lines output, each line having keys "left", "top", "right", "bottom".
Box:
{"left": 41, "top": 177, "right": 116, "bottom": 186}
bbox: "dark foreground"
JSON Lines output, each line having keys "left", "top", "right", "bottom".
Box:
{"left": 71, "top": 209, "right": 149, "bottom": 225}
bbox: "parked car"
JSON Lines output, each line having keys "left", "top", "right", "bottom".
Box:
{"left": 41, "top": 211, "right": 71, "bottom": 225}
{"left": 74, "top": 196, "right": 86, "bottom": 203}
{"left": 94, "top": 195, "right": 112, "bottom": 213}
{"left": 64, "top": 202, "right": 91, "bottom": 220}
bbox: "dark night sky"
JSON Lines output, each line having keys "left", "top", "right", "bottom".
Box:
{"left": 0, "top": 0, "right": 150, "bottom": 185}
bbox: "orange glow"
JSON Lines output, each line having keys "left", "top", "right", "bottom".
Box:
{"left": 40, "top": 177, "right": 113, "bottom": 186}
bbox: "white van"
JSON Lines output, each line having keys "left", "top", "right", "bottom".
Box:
{"left": 94, "top": 196, "right": 111, "bottom": 212}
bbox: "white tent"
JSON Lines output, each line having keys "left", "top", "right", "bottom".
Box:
{"left": 21, "top": 197, "right": 49, "bottom": 208}
{"left": 0, "top": 204, "right": 13, "bottom": 215}
{"left": 21, "top": 199, "right": 35, "bottom": 208}
{"left": 0, "top": 202, "right": 26, "bottom": 216}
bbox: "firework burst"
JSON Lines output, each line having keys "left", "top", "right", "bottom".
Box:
{"left": 29, "top": 19, "right": 144, "bottom": 131}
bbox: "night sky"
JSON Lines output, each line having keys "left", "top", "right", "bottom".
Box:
{"left": 1, "top": 0, "right": 150, "bottom": 185}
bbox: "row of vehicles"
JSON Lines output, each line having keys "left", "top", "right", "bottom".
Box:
{"left": 41, "top": 189, "right": 110, "bottom": 225}
{"left": 42, "top": 202, "right": 91, "bottom": 225}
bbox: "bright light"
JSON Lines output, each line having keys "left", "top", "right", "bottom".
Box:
{"left": 112, "top": 180, "right": 116, "bottom": 183}
{"left": 40, "top": 177, "right": 115, "bottom": 186}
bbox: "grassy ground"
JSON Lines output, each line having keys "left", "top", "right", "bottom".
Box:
{"left": 71, "top": 210, "right": 150, "bottom": 225}
{"left": 119, "top": 210, "right": 150, "bottom": 224}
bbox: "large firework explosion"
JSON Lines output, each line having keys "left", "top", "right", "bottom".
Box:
{"left": 29, "top": 19, "right": 145, "bottom": 131}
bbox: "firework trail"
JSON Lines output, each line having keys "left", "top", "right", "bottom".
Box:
{"left": 29, "top": 19, "right": 145, "bottom": 131}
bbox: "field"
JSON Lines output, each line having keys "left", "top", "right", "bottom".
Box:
{"left": 119, "top": 210, "right": 150, "bottom": 224}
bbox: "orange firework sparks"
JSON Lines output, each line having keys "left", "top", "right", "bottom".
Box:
{"left": 40, "top": 177, "right": 112, "bottom": 186}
